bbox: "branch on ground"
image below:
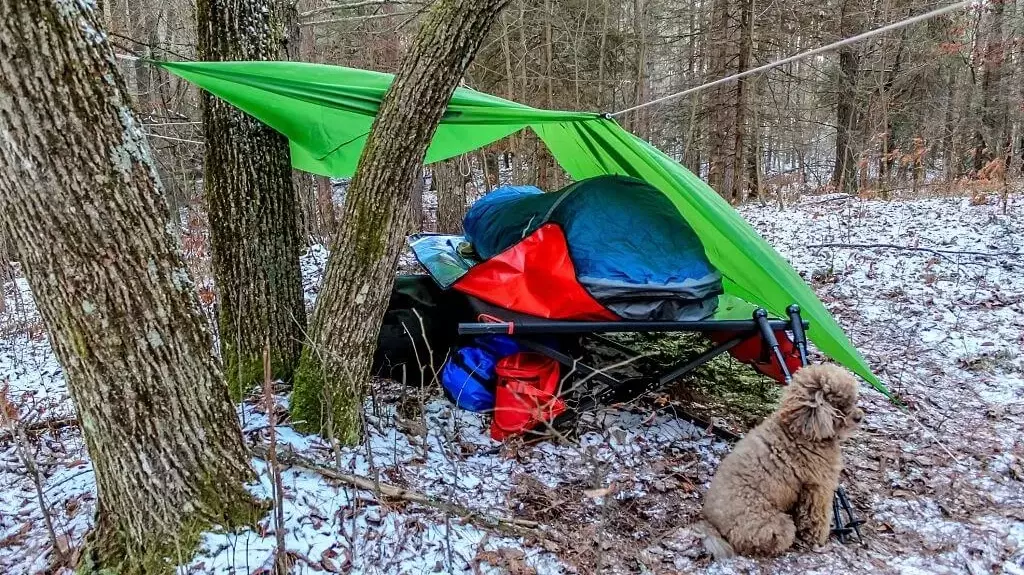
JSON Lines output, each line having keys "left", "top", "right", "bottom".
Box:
{"left": 249, "top": 442, "right": 546, "bottom": 539}
{"left": 808, "top": 242, "right": 1021, "bottom": 259}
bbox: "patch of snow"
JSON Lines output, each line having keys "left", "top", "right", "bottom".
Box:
{"left": 2, "top": 193, "right": 1022, "bottom": 574}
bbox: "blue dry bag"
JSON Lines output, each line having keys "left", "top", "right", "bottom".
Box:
{"left": 441, "top": 336, "right": 522, "bottom": 412}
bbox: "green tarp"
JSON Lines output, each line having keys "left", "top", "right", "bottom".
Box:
{"left": 160, "top": 60, "right": 886, "bottom": 394}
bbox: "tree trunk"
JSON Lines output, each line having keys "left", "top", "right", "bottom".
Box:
{"left": 410, "top": 166, "right": 425, "bottom": 232}
{"left": 434, "top": 159, "right": 468, "bottom": 234}
{"left": 294, "top": 169, "right": 316, "bottom": 243}
{"left": 0, "top": 230, "right": 15, "bottom": 289}
{"left": 833, "top": 47, "right": 860, "bottom": 193}
{"left": 706, "top": 0, "right": 751, "bottom": 201}
{"left": 597, "top": 0, "right": 610, "bottom": 111}
{"left": 292, "top": 4, "right": 319, "bottom": 245}
{"left": 630, "top": 0, "right": 649, "bottom": 137}
{"left": 979, "top": 0, "right": 1008, "bottom": 162}
{"left": 0, "top": 3, "right": 260, "bottom": 573}
{"left": 290, "top": 0, "right": 511, "bottom": 442}
{"left": 198, "top": 0, "right": 307, "bottom": 399}
{"left": 942, "top": 65, "right": 957, "bottom": 182}
{"left": 316, "top": 176, "right": 338, "bottom": 243}
{"left": 536, "top": 0, "right": 557, "bottom": 190}
{"left": 731, "top": 0, "right": 753, "bottom": 200}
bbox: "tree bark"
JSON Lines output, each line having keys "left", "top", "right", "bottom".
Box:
{"left": 198, "top": 0, "right": 307, "bottom": 399}
{"left": 0, "top": 2, "right": 260, "bottom": 573}
{"left": 434, "top": 158, "right": 468, "bottom": 234}
{"left": 290, "top": 0, "right": 511, "bottom": 442}
{"left": 316, "top": 175, "right": 338, "bottom": 243}
{"left": 706, "top": 0, "right": 751, "bottom": 201}
{"left": 833, "top": 48, "right": 861, "bottom": 193}
{"left": 830, "top": 0, "right": 864, "bottom": 193}
{"left": 410, "top": 166, "right": 425, "bottom": 232}
{"left": 978, "top": 0, "right": 1008, "bottom": 162}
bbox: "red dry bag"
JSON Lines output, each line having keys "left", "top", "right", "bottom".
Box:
{"left": 490, "top": 352, "right": 566, "bottom": 440}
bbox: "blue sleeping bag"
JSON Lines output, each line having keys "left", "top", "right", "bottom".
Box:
{"left": 461, "top": 175, "right": 722, "bottom": 321}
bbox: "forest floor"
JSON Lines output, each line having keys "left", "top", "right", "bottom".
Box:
{"left": 2, "top": 191, "right": 1023, "bottom": 574}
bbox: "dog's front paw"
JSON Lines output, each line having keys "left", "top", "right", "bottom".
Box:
{"left": 796, "top": 524, "right": 829, "bottom": 548}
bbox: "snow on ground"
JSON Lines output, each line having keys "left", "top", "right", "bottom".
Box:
{"left": 1, "top": 192, "right": 1022, "bottom": 574}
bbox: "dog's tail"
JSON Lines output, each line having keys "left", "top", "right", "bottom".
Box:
{"left": 694, "top": 521, "right": 736, "bottom": 561}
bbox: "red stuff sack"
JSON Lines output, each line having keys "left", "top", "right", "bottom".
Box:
{"left": 490, "top": 352, "right": 566, "bottom": 440}
{"left": 709, "top": 330, "right": 803, "bottom": 384}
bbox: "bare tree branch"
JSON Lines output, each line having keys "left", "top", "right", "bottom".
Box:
{"left": 299, "top": 0, "right": 423, "bottom": 20}
{"left": 250, "top": 442, "right": 544, "bottom": 537}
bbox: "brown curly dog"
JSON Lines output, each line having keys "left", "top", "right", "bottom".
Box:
{"left": 700, "top": 364, "right": 863, "bottom": 558}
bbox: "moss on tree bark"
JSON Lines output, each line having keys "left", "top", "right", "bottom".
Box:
{"left": 290, "top": 0, "right": 511, "bottom": 440}
{"left": 0, "top": 2, "right": 261, "bottom": 572}
{"left": 198, "top": 0, "right": 307, "bottom": 399}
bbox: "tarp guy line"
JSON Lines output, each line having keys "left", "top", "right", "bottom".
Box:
{"left": 611, "top": 0, "right": 973, "bottom": 117}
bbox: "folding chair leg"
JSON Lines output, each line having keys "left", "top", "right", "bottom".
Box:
{"left": 787, "top": 304, "right": 810, "bottom": 367}
{"left": 754, "top": 309, "right": 792, "bottom": 381}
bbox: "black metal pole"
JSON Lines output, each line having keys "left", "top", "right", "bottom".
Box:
{"left": 458, "top": 318, "right": 804, "bottom": 336}
{"left": 657, "top": 334, "right": 749, "bottom": 386}
{"left": 787, "top": 304, "right": 810, "bottom": 366}
{"left": 754, "top": 308, "right": 792, "bottom": 382}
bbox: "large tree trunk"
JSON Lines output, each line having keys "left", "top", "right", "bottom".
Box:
{"left": 290, "top": 0, "right": 511, "bottom": 442}
{"left": 0, "top": 2, "right": 260, "bottom": 572}
{"left": 198, "top": 0, "right": 307, "bottom": 399}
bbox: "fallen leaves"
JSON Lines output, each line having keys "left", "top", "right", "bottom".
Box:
{"left": 0, "top": 380, "right": 18, "bottom": 423}
{"left": 474, "top": 547, "right": 536, "bottom": 575}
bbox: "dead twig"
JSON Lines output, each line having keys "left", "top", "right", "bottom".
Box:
{"left": 802, "top": 193, "right": 853, "bottom": 205}
{"left": 1, "top": 382, "right": 63, "bottom": 563}
{"left": 0, "top": 417, "right": 78, "bottom": 443}
{"left": 262, "top": 342, "right": 290, "bottom": 575}
{"left": 249, "top": 442, "right": 542, "bottom": 538}
{"left": 808, "top": 242, "right": 1021, "bottom": 260}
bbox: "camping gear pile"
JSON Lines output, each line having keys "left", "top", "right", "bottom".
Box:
{"left": 159, "top": 58, "right": 885, "bottom": 399}
{"left": 166, "top": 59, "right": 874, "bottom": 541}
{"left": 378, "top": 175, "right": 806, "bottom": 440}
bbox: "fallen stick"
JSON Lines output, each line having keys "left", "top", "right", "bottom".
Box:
{"left": 0, "top": 417, "right": 78, "bottom": 443}
{"left": 807, "top": 242, "right": 1021, "bottom": 260}
{"left": 249, "top": 442, "right": 543, "bottom": 538}
{"left": 802, "top": 194, "right": 853, "bottom": 205}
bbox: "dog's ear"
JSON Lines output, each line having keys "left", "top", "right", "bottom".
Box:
{"left": 779, "top": 387, "right": 837, "bottom": 441}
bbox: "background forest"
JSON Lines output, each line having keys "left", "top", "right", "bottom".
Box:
{"left": 108, "top": 0, "right": 1023, "bottom": 229}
